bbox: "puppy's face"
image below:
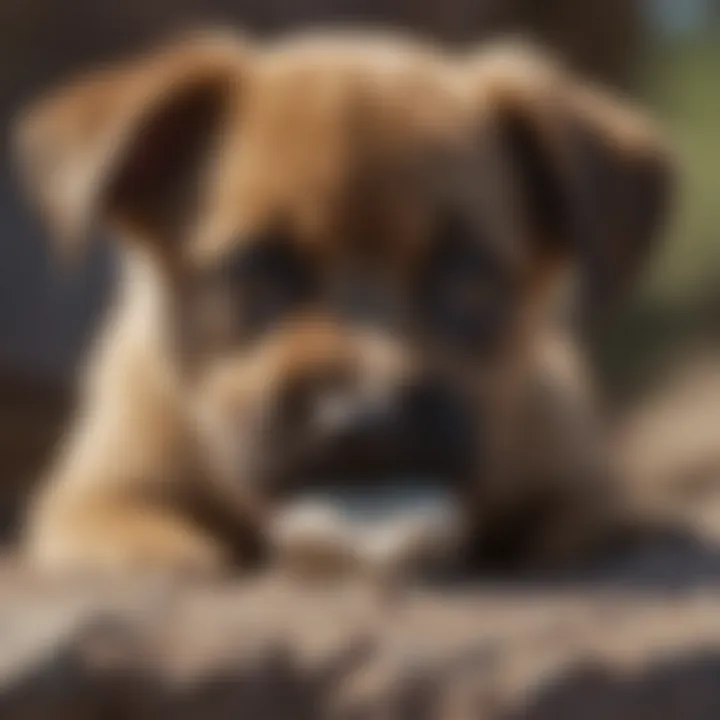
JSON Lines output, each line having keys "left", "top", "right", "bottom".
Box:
{"left": 178, "top": 43, "right": 521, "bottom": 507}
{"left": 16, "top": 32, "right": 673, "bottom": 573}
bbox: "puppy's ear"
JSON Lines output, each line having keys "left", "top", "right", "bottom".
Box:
{"left": 473, "top": 44, "right": 675, "bottom": 321}
{"left": 13, "top": 32, "right": 250, "bottom": 258}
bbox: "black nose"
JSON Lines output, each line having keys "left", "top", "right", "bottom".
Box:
{"left": 311, "top": 389, "right": 403, "bottom": 463}
{"left": 283, "top": 376, "right": 477, "bottom": 486}
{"left": 401, "top": 380, "right": 477, "bottom": 480}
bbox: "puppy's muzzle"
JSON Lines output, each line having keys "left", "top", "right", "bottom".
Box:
{"left": 267, "top": 380, "right": 477, "bottom": 579}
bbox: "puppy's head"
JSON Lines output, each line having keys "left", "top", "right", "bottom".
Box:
{"left": 15, "top": 31, "right": 674, "bottom": 576}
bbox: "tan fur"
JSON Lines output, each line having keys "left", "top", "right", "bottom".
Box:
{"left": 14, "top": 30, "right": 674, "bottom": 575}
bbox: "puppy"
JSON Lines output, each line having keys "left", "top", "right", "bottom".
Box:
{"left": 14, "top": 30, "right": 673, "bottom": 577}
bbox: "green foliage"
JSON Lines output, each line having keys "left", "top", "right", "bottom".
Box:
{"left": 594, "top": 36, "right": 720, "bottom": 404}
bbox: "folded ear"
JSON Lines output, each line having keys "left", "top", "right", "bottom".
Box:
{"left": 13, "top": 32, "right": 250, "bottom": 258}
{"left": 473, "top": 43, "right": 675, "bottom": 321}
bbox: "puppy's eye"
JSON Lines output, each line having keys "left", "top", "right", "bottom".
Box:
{"left": 420, "top": 217, "right": 509, "bottom": 350}
{"left": 221, "top": 238, "right": 313, "bottom": 336}
{"left": 433, "top": 263, "right": 506, "bottom": 348}
{"left": 188, "top": 237, "right": 313, "bottom": 350}
{"left": 440, "top": 278, "right": 500, "bottom": 323}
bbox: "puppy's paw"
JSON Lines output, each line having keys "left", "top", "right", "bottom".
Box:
{"left": 26, "top": 507, "right": 230, "bottom": 579}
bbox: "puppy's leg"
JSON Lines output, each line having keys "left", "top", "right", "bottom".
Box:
{"left": 523, "top": 469, "right": 618, "bottom": 571}
{"left": 24, "top": 363, "right": 232, "bottom": 576}
{"left": 496, "top": 331, "right": 620, "bottom": 570}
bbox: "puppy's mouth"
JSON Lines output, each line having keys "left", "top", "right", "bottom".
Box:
{"left": 267, "top": 478, "right": 469, "bottom": 580}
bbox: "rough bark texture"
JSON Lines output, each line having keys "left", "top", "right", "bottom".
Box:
{"left": 2, "top": 567, "right": 720, "bottom": 720}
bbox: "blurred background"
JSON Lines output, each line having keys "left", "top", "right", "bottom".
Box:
{"left": 0, "top": 0, "right": 718, "bottom": 535}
